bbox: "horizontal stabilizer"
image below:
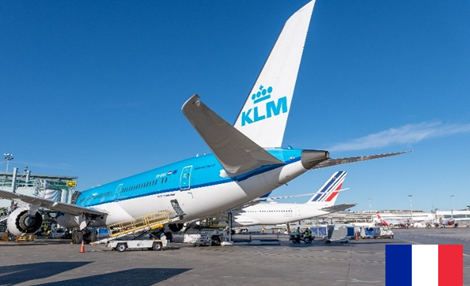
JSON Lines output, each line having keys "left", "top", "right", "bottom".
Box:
{"left": 0, "top": 189, "right": 107, "bottom": 216}
{"left": 320, "top": 203, "right": 356, "bottom": 213}
{"left": 311, "top": 151, "right": 411, "bottom": 170}
{"left": 182, "top": 94, "right": 284, "bottom": 176}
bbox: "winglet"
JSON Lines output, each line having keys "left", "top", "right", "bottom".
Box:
{"left": 182, "top": 95, "right": 284, "bottom": 177}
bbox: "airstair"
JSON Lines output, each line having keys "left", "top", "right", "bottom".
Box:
{"left": 91, "top": 210, "right": 178, "bottom": 245}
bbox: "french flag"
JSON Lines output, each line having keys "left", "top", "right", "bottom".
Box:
{"left": 386, "top": 245, "right": 462, "bottom": 286}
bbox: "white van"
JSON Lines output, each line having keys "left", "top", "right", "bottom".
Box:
{"left": 48, "top": 228, "right": 66, "bottom": 239}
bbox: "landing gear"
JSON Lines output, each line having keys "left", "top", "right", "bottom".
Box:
{"left": 72, "top": 231, "right": 83, "bottom": 244}
{"left": 71, "top": 229, "right": 98, "bottom": 244}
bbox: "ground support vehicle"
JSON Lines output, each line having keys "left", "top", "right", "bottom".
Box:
{"left": 183, "top": 228, "right": 226, "bottom": 246}
{"left": 0, "top": 224, "right": 8, "bottom": 241}
{"left": 48, "top": 228, "right": 66, "bottom": 239}
{"left": 359, "top": 227, "right": 378, "bottom": 239}
{"left": 15, "top": 234, "right": 37, "bottom": 242}
{"left": 376, "top": 227, "right": 394, "bottom": 239}
{"left": 289, "top": 231, "right": 314, "bottom": 244}
{"left": 107, "top": 237, "right": 168, "bottom": 252}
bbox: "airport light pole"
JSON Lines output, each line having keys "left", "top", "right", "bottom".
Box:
{"left": 3, "top": 153, "right": 14, "bottom": 172}
{"left": 450, "top": 195, "right": 455, "bottom": 219}
{"left": 408, "top": 195, "right": 413, "bottom": 223}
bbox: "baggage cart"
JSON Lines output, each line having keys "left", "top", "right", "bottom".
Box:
{"left": 325, "top": 224, "right": 354, "bottom": 243}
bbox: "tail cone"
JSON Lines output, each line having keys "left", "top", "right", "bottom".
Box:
{"left": 301, "top": 150, "right": 329, "bottom": 169}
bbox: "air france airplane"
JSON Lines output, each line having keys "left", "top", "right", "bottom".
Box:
{"left": 233, "top": 171, "right": 355, "bottom": 226}
{"left": 0, "top": 1, "right": 406, "bottom": 242}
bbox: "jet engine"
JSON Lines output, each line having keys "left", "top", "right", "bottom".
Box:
{"left": 7, "top": 207, "right": 43, "bottom": 236}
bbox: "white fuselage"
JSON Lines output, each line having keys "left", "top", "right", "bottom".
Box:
{"left": 233, "top": 201, "right": 332, "bottom": 226}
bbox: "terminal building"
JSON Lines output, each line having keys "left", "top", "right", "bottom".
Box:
{"left": 0, "top": 168, "right": 77, "bottom": 212}
{"left": 356, "top": 209, "right": 470, "bottom": 227}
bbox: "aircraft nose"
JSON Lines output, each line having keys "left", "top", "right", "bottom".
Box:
{"left": 301, "top": 150, "right": 329, "bottom": 169}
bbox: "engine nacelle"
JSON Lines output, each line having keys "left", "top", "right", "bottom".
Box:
{"left": 56, "top": 213, "right": 80, "bottom": 228}
{"left": 7, "top": 207, "right": 43, "bottom": 236}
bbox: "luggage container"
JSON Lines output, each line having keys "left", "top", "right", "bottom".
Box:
{"left": 373, "top": 227, "right": 382, "bottom": 238}
{"left": 325, "top": 224, "right": 354, "bottom": 243}
{"left": 361, "top": 227, "right": 376, "bottom": 239}
{"left": 310, "top": 226, "right": 327, "bottom": 238}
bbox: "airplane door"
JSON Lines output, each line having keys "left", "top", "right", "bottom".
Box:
{"left": 114, "top": 183, "right": 123, "bottom": 202}
{"left": 180, "top": 166, "right": 193, "bottom": 190}
{"left": 295, "top": 208, "right": 301, "bottom": 217}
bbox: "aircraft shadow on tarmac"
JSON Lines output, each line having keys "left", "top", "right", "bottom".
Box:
{"left": 35, "top": 268, "right": 191, "bottom": 286}
{"left": 0, "top": 262, "right": 91, "bottom": 285}
{"left": 285, "top": 240, "right": 398, "bottom": 247}
{"left": 0, "top": 262, "right": 190, "bottom": 286}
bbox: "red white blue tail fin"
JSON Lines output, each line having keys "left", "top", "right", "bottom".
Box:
{"left": 376, "top": 211, "right": 389, "bottom": 226}
{"left": 306, "top": 171, "right": 347, "bottom": 205}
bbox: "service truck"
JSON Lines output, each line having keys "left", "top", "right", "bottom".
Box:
{"left": 107, "top": 236, "right": 168, "bottom": 252}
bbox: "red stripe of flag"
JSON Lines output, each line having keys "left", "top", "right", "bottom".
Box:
{"left": 438, "top": 244, "right": 462, "bottom": 286}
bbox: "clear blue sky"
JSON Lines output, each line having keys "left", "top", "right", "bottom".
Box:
{"left": 1, "top": 0, "right": 469, "bottom": 212}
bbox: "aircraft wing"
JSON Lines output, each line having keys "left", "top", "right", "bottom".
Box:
{"left": 231, "top": 200, "right": 261, "bottom": 211}
{"left": 182, "top": 94, "right": 284, "bottom": 176}
{"left": 0, "top": 189, "right": 107, "bottom": 216}
{"left": 320, "top": 203, "right": 357, "bottom": 213}
{"left": 257, "top": 193, "right": 316, "bottom": 202}
{"left": 311, "top": 151, "right": 411, "bottom": 170}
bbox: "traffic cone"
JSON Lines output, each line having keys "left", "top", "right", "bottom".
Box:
{"left": 15, "top": 236, "right": 19, "bottom": 243}
{"left": 355, "top": 232, "right": 358, "bottom": 241}
{"left": 80, "top": 240, "right": 85, "bottom": 253}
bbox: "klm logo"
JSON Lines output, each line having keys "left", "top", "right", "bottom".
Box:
{"left": 241, "top": 85, "right": 287, "bottom": 126}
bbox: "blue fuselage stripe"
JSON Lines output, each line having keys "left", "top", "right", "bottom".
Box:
{"left": 76, "top": 149, "right": 302, "bottom": 208}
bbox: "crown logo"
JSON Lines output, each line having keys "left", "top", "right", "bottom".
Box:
{"left": 251, "top": 85, "right": 273, "bottom": 104}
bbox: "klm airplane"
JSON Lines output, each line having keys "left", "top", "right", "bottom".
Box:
{"left": 0, "top": 1, "right": 406, "bottom": 242}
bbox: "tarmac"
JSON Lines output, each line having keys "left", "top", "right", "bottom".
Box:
{"left": 1, "top": 228, "right": 469, "bottom": 286}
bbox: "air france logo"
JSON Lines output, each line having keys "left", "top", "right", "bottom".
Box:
{"left": 241, "top": 85, "right": 287, "bottom": 126}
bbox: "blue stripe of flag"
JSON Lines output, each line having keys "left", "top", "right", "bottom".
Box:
{"left": 386, "top": 245, "right": 412, "bottom": 286}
